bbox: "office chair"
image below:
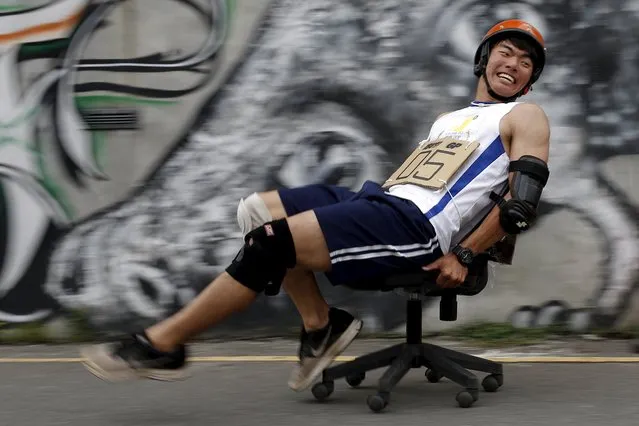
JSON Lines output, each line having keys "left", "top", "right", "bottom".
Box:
{"left": 310, "top": 253, "right": 504, "bottom": 412}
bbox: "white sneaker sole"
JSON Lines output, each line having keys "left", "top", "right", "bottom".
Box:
{"left": 82, "top": 357, "right": 190, "bottom": 383}
{"left": 288, "top": 319, "right": 363, "bottom": 392}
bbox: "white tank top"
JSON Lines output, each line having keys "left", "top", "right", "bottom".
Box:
{"left": 387, "top": 101, "right": 519, "bottom": 253}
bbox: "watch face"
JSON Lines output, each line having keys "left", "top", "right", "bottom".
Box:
{"left": 455, "top": 247, "right": 473, "bottom": 264}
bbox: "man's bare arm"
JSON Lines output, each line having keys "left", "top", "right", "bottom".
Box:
{"left": 458, "top": 103, "right": 550, "bottom": 254}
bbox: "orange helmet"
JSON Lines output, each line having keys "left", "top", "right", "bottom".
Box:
{"left": 473, "top": 19, "right": 546, "bottom": 95}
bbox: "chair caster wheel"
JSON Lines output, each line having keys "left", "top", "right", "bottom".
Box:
{"left": 456, "top": 390, "right": 478, "bottom": 408}
{"left": 346, "top": 372, "right": 365, "bottom": 388}
{"left": 425, "top": 368, "right": 443, "bottom": 383}
{"left": 311, "top": 381, "right": 334, "bottom": 401}
{"left": 367, "top": 392, "right": 389, "bottom": 413}
{"left": 481, "top": 374, "right": 502, "bottom": 392}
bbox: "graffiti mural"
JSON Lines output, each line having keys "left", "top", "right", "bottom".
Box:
{"left": 1, "top": 0, "right": 639, "bottom": 336}
{"left": 0, "top": 0, "right": 233, "bottom": 323}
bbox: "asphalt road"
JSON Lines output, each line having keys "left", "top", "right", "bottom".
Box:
{"left": 1, "top": 338, "right": 637, "bottom": 426}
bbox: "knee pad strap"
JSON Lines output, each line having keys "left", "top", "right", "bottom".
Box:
{"left": 225, "top": 218, "right": 296, "bottom": 295}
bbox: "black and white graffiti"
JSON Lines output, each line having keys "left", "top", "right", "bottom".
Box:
{"left": 0, "top": 0, "right": 230, "bottom": 323}
{"left": 1, "top": 0, "right": 639, "bottom": 335}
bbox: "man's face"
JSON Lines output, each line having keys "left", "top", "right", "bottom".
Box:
{"left": 484, "top": 39, "right": 535, "bottom": 98}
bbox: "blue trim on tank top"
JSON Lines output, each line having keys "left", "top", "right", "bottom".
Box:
{"left": 425, "top": 135, "right": 505, "bottom": 219}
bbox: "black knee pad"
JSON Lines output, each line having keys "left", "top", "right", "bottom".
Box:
{"left": 225, "top": 218, "right": 297, "bottom": 295}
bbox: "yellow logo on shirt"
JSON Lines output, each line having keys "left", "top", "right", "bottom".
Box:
{"left": 451, "top": 115, "right": 479, "bottom": 132}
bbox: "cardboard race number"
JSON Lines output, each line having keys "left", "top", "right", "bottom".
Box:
{"left": 382, "top": 137, "right": 479, "bottom": 190}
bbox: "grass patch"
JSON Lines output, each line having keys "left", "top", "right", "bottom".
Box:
{"left": 0, "top": 310, "right": 97, "bottom": 345}
{"left": 438, "top": 322, "right": 568, "bottom": 347}
{"left": 0, "top": 321, "right": 48, "bottom": 344}
{"left": 439, "top": 322, "right": 639, "bottom": 347}
{"left": 589, "top": 326, "right": 639, "bottom": 340}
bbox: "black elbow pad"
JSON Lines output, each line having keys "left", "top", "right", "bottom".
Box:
{"left": 491, "top": 155, "right": 550, "bottom": 234}
{"left": 510, "top": 155, "right": 549, "bottom": 206}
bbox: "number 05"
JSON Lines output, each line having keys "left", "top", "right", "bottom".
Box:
{"left": 396, "top": 149, "right": 456, "bottom": 182}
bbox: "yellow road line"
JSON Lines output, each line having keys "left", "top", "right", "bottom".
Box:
{"left": 0, "top": 355, "right": 637, "bottom": 363}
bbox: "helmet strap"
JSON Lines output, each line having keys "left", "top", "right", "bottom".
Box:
{"left": 482, "top": 72, "right": 527, "bottom": 103}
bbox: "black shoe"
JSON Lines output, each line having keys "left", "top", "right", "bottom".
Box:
{"left": 288, "top": 307, "right": 363, "bottom": 391}
{"left": 81, "top": 333, "right": 189, "bottom": 382}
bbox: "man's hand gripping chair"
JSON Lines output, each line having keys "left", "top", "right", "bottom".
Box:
{"left": 310, "top": 243, "right": 510, "bottom": 413}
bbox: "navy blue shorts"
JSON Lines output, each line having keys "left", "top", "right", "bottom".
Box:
{"left": 277, "top": 181, "right": 443, "bottom": 287}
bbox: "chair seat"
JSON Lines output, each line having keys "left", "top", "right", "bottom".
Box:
{"left": 379, "top": 254, "right": 490, "bottom": 297}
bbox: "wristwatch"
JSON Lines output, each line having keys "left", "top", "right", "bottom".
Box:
{"left": 451, "top": 244, "right": 475, "bottom": 266}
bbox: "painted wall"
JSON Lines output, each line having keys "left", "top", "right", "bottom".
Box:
{"left": 1, "top": 0, "right": 639, "bottom": 337}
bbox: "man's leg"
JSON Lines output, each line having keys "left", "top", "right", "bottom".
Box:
{"left": 256, "top": 190, "right": 363, "bottom": 391}
{"left": 258, "top": 190, "right": 329, "bottom": 331}
{"left": 144, "top": 209, "right": 331, "bottom": 350}
{"left": 80, "top": 207, "right": 359, "bottom": 387}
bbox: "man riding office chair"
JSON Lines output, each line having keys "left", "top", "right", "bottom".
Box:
{"left": 80, "top": 18, "right": 551, "bottom": 412}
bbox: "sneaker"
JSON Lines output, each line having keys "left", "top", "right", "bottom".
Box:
{"left": 80, "top": 333, "right": 189, "bottom": 382}
{"left": 288, "top": 307, "right": 363, "bottom": 391}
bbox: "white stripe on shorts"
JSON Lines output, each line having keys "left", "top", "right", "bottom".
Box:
{"left": 330, "top": 238, "right": 440, "bottom": 264}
